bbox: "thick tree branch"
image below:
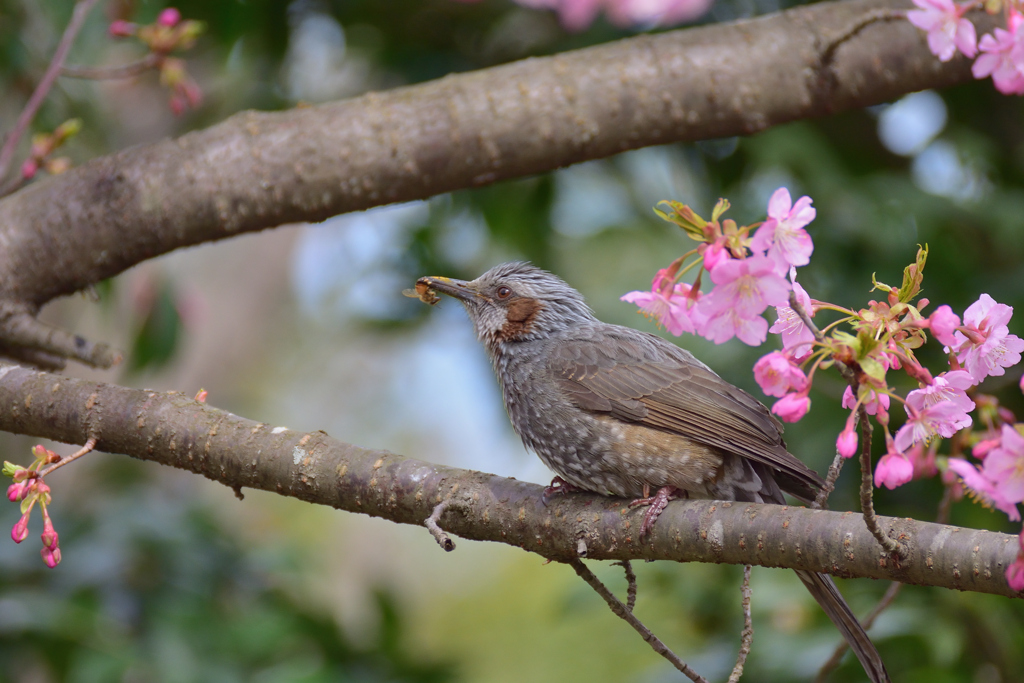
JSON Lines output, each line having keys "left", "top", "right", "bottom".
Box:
{"left": 0, "top": 0, "right": 998, "bottom": 314}
{"left": 0, "top": 363, "right": 1020, "bottom": 599}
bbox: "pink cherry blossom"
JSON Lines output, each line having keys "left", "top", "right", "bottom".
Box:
{"left": 947, "top": 458, "right": 1021, "bottom": 520}
{"left": 907, "top": 0, "right": 978, "bottom": 61}
{"left": 770, "top": 280, "right": 816, "bottom": 358}
{"left": 894, "top": 400, "right": 970, "bottom": 452}
{"left": 842, "top": 385, "right": 891, "bottom": 416}
{"left": 1007, "top": 532, "right": 1024, "bottom": 592}
{"left": 875, "top": 449, "right": 914, "bottom": 489}
{"left": 753, "top": 351, "right": 808, "bottom": 397}
{"left": 605, "top": 0, "right": 713, "bottom": 27}
{"left": 701, "top": 307, "right": 769, "bottom": 346}
{"left": 695, "top": 255, "right": 789, "bottom": 345}
{"left": 972, "top": 25, "right": 1024, "bottom": 95}
{"left": 982, "top": 424, "right": 1024, "bottom": 503}
{"left": 749, "top": 188, "right": 815, "bottom": 275}
{"left": 905, "top": 370, "right": 975, "bottom": 430}
{"left": 700, "top": 255, "right": 790, "bottom": 318}
{"left": 950, "top": 294, "right": 1024, "bottom": 383}
{"left": 928, "top": 304, "right": 961, "bottom": 346}
{"left": 622, "top": 270, "right": 703, "bottom": 336}
{"left": 772, "top": 392, "right": 810, "bottom": 422}
{"left": 837, "top": 423, "right": 858, "bottom": 458}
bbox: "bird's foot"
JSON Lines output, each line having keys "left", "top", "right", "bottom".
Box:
{"left": 629, "top": 486, "right": 681, "bottom": 539}
{"left": 542, "top": 476, "right": 581, "bottom": 506}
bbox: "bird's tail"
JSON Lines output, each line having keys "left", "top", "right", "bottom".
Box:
{"left": 793, "top": 569, "right": 890, "bottom": 683}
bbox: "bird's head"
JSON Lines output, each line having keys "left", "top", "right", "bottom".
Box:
{"left": 418, "top": 262, "right": 597, "bottom": 350}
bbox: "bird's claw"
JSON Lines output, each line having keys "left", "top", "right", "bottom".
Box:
{"left": 629, "top": 486, "right": 680, "bottom": 538}
{"left": 542, "top": 476, "right": 581, "bottom": 506}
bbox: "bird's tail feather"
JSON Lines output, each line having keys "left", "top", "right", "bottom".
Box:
{"left": 793, "top": 569, "right": 890, "bottom": 683}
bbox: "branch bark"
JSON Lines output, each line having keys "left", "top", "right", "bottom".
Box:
{"left": 0, "top": 0, "right": 998, "bottom": 314}
{"left": 1, "top": 363, "right": 1019, "bottom": 599}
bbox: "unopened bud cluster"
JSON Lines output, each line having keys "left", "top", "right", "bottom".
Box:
{"left": 108, "top": 7, "right": 205, "bottom": 115}
{"left": 3, "top": 445, "right": 63, "bottom": 568}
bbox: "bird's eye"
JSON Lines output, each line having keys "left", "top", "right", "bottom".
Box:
{"left": 496, "top": 286, "right": 512, "bottom": 299}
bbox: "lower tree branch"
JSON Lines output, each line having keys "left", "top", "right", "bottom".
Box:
{"left": 569, "top": 558, "right": 707, "bottom": 683}
{"left": 0, "top": 363, "right": 1020, "bottom": 597}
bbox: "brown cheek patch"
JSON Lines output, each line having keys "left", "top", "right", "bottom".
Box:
{"left": 497, "top": 297, "right": 544, "bottom": 341}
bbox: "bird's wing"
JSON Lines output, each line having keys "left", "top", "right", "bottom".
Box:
{"left": 546, "top": 327, "right": 822, "bottom": 501}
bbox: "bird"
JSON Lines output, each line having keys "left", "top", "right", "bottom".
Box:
{"left": 416, "top": 261, "right": 889, "bottom": 683}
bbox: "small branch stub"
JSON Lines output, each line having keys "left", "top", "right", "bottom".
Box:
{"left": 426, "top": 499, "right": 457, "bottom": 552}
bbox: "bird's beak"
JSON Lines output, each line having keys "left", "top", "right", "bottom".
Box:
{"left": 417, "top": 276, "right": 479, "bottom": 302}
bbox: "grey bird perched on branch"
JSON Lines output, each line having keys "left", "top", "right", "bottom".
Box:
{"left": 416, "top": 261, "right": 889, "bottom": 683}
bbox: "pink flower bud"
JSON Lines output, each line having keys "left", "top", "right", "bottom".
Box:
{"left": 836, "top": 424, "right": 858, "bottom": 458}
{"left": 771, "top": 392, "right": 811, "bottom": 423}
{"left": 7, "top": 482, "right": 29, "bottom": 502}
{"left": 701, "top": 240, "right": 728, "bottom": 271}
{"left": 21, "top": 158, "right": 38, "bottom": 180}
{"left": 929, "top": 305, "right": 961, "bottom": 347}
{"left": 41, "top": 515, "right": 58, "bottom": 550}
{"left": 157, "top": 8, "right": 181, "bottom": 27}
{"left": 973, "top": 437, "right": 1001, "bottom": 458}
{"left": 41, "top": 546, "right": 61, "bottom": 568}
{"left": 108, "top": 19, "right": 136, "bottom": 37}
{"left": 11, "top": 514, "right": 29, "bottom": 543}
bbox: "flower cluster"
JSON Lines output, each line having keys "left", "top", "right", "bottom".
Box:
{"left": 626, "top": 187, "right": 1024, "bottom": 591}
{"left": 3, "top": 446, "right": 63, "bottom": 568}
{"left": 109, "top": 8, "right": 205, "bottom": 115}
{"left": 454, "top": 0, "right": 713, "bottom": 31}
{"left": 622, "top": 188, "right": 813, "bottom": 347}
{"left": 908, "top": 0, "right": 1024, "bottom": 95}
{"left": 622, "top": 187, "right": 817, "bottom": 418}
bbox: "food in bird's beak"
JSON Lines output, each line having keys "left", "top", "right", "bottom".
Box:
{"left": 403, "top": 279, "right": 440, "bottom": 305}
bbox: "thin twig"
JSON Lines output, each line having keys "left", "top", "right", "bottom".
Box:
{"left": 728, "top": 565, "right": 754, "bottom": 683}
{"left": 789, "top": 292, "right": 903, "bottom": 556}
{"left": 856, "top": 408, "right": 904, "bottom": 557}
{"left": 812, "top": 580, "right": 902, "bottom": 683}
{"left": 568, "top": 559, "right": 708, "bottom": 683}
{"left": 425, "top": 499, "right": 457, "bottom": 551}
{"left": 0, "top": 174, "right": 28, "bottom": 199}
{"left": 612, "top": 560, "right": 638, "bottom": 612}
{"left": 39, "top": 436, "right": 97, "bottom": 477}
{"left": 813, "top": 450, "right": 845, "bottom": 510}
{"left": 0, "top": 0, "right": 101, "bottom": 183}
{"left": 60, "top": 54, "right": 161, "bottom": 80}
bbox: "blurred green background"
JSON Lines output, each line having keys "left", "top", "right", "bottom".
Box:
{"left": 1, "top": 0, "right": 1023, "bottom": 681}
